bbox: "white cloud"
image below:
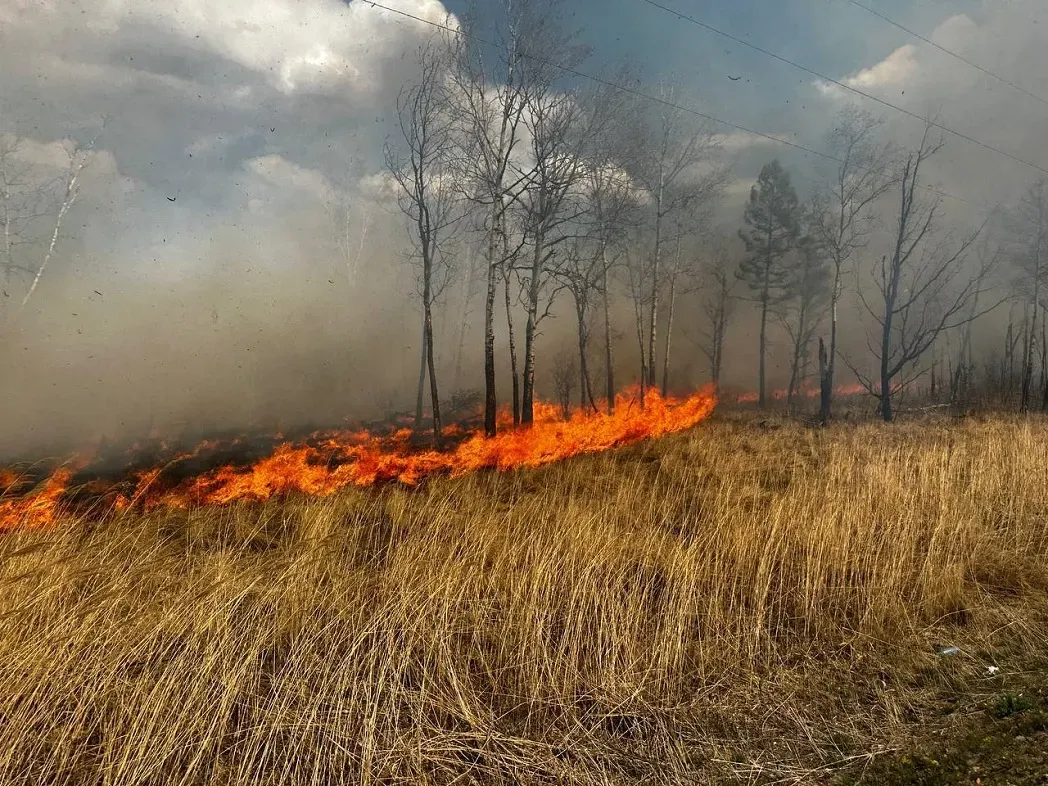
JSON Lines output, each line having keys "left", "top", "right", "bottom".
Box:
{"left": 3, "top": 0, "right": 456, "bottom": 102}
{"left": 816, "top": 44, "right": 919, "bottom": 98}
{"left": 845, "top": 44, "right": 919, "bottom": 90}
{"left": 15, "top": 0, "right": 456, "bottom": 96}
{"left": 1, "top": 135, "right": 134, "bottom": 194}
{"left": 245, "top": 155, "right": 339, "bottom": 204}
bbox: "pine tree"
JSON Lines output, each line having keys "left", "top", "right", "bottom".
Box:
{"left": 736, "top": 160, "right": 801, "bottom": 408}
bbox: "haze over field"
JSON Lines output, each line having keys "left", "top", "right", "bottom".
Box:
{"left": 2, "top": 0, "right": 1047, "bottom": 454}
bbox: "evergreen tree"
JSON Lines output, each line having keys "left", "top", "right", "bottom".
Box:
{"left": 736, "top": 160, "right": 802, "bottom": 408}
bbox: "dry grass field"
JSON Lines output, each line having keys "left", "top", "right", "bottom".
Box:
{"left": 2, "top": 413, "right": 1048, "bottom": 784}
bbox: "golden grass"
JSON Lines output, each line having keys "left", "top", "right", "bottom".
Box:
{"left": 2, "top": 415, "right": 1048, "bottom": 784}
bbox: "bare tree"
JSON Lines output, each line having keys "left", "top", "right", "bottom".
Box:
{"left": 518, "top": 82, "right": 591, "bottom": 424}
{"left": 633, "top": 77, "right": 723, "bottom": 397}
{"left": 1005, "top": 177, "right": 1048, "bottom": 411}
{"left": 550, "top": 347, "right": 577, "bottom": 419}
{"left": 385, "top": 36, "right": 460, "bottom": 446}
{"left": 1, "top": 128, "right": 101, "bottom": 321}
{"left": 851, "top": 125, "right": 1002, "bottom": 421}
{"left": 694, "top": 243, "right": 737, "bottom": 391}
{"left": 812, "top": 105, "right": 897, "bottom": 422}
{"left": 448, "top": 2, "right": 535, "bottom": 437}
{"left": 624, "top": 237, "right": 651, "bottom": 395}
{"left": 556, "top": 238, "right": 601, "bottom": 411}
{"left": 580, "top": 71, "right": 643, "bottom": 413}
{"left": 660, "top": 205, "right": 712, "bottom": 396}
{"left": 778, "top": 231, "right": 831, "bottom": 411}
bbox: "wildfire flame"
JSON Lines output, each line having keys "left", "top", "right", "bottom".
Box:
{"left": 733, "top": 382, "right": 867, "bottom": 405}
{"left": 0, "top": 386, "right": 717, "bottom": 531}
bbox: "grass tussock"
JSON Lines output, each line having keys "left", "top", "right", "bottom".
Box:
{"left": 2, "top": 415, "right": 1048, "bottom": 784}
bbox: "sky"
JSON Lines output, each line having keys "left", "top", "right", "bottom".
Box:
{"left": 1, "top": 0, "right": 1046, "bottom": 452}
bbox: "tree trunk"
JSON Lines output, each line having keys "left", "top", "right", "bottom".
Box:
{"left": 504, "top": 262, "right": 520, "bottom": 426}
{"left": 423, "top": 287, "right": 442, "bottom": 448}
{"left": 1021, "top": 318, "right": 1033, "bottom": 410}
{"left": 483, "top": 243, "right": 498, "bottom": 438}
{"left": 634, "top": 300, "right": 647, "bottom": 406}
{"left": 1022, "top": 284, "right": 1040, "bottom": 411}
{"left": 757, "top": 262, "right": 771, "bottom": 409}
{"left": 825, "top": 262, "right": 842, "bottom": 422}
{"left": 660, "top": 237, "right": 680, "bottom": 398}
{"left": 786, "top": 311, "right": 804, "bottom": 413}
{"left": 575, "top": 300, "right": 597, "bottom": 412}
{"left": 647, "top": 182, "right": 665, "bottom": 390}
{"left": 630, "top": 259, "right": 648, "bottom": 408}
{"left": 1042, "top": 317, "right": 1048, "bottom": 411}
{"left": 712, "top": 305, "right": 725, "bottom": 390}
{"left": 880, "top": 308, "right": 893, "bottom": 422}
{"left": 415, "top": 316, "right": 427, "bottom": 429}
{"left": 602, "top": 243, "right": 615, "bottom": 414}
{"left": 521, "top": 231, "right": 544, "bottom": 425}
{"left": 787, "top": 297, "right": 810, "bottom": 413}
{"left": 453, "top": 250, "right": 474, "bottom": 393}
{"left": 818, "top": 337, "right": 831, "bottom": 426}
{"left": 1005, "top": 320, "right": 1015, "bottom": 399}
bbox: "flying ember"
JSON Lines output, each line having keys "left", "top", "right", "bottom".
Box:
{"left": 0, "top": 386, "right": 717, "bottom": 531}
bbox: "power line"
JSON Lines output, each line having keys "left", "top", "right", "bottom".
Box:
{"left": 638, "top": 0, "right": 1048, "bottom": 178}
{"left": 840, "top": 0, "right": 1048, "bottom": 110}
{"left": 359, "top": 0, "right": 990, "bottom": 212}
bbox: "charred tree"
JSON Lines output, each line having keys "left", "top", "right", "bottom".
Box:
{"left": 849, "top": 124, "right": 1003, "bottom": 421}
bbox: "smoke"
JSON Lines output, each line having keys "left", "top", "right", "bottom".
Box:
{"left": 2, "top": 0, "right": 1047, "bottom": 458}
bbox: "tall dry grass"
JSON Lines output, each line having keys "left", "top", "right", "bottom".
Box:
{"left": 2, "top": 416, "right": 1048, "bottom": 784}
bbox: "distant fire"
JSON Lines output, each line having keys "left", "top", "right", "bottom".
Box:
{"left": 0, "top": 386, "right": 717, "bottom": 531}
{"left": 733, "top": 382, "right": 866, "bottom": 405}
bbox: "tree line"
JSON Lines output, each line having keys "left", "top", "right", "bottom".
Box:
{"left": 382, "top": 0, "right": 1045, "bottom": 441}
{"left": 4, "top": 0, "right": 1046, "bottom": 441}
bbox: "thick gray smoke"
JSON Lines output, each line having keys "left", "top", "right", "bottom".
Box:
{"left": 1, "top": 0, "right": 1046, "bottom": 456}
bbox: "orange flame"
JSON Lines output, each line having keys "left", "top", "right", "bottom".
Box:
{"left": 0, "top": 386, "right": 717, "bottom": 531}
{"left": 733, "top": 382, "right": 867, "bottom": 404}
{"left": 0, "top": 469, "right": 75, "bottom": 530}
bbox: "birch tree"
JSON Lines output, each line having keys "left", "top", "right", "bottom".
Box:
{"left": 694, "top": 243, "right": 737, "bottom": 390}
{"left": 384, "top": 36, "right": 460, "bottom": 446}
{"left": 518, "top": 84, "right": 590, "bottom": 424}
{"left": 556, "top": 237, "right": 601, "bottom": 411}
{"left": 633, "top": 78, "right": 723, "bottom": 397}
{"left": 580, "top": 71, "right": 643, "bottom": 413}
{"left": 1, "top": 129, "right": 100, "bottom": 321}
{"left": 812, "top": 105, "right": 897, "bottom": 422}
{"left": 448, "top": 2, "right": 532, "bottom": 436}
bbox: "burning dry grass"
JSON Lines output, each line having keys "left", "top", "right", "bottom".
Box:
{"left": 2, "top": 416, "right": 1048, "bottom": 784}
